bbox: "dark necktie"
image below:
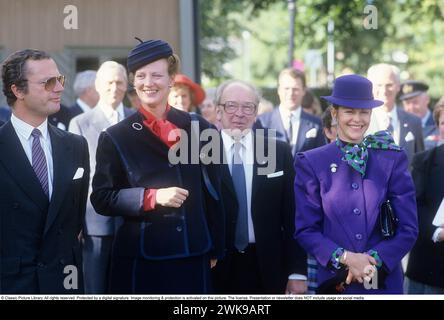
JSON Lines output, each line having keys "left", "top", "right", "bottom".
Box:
{"left": 231, "top": 142, "right": 248, "bottom": 251}
{"left": 286, "top": 114, "right": 293, "bottom": 145}
{"left": 31, "top": 128, "right": 49, "bottom": 198}
{"left": 387, "top": 115, "right": 394, "bottom": 136}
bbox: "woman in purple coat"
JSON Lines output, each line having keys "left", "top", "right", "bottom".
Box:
{"left": 294, "top": 75, "right": 418, "bottom": 294}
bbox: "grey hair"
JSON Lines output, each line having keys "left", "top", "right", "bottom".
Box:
{"left": 214, "top": 80, "right": 262, "bottom": 106}
{"left": 96, "top": 61, "right": 128, "bottom": 83}
{"left": 367, "top": 63, "right": 401, "bottom": 84}
{"left": 73, "top": 70, "right": 97, "bottom": 96}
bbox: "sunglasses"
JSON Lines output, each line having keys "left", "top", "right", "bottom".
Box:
{"left": 25, "top": 75, "right": 66, "bottom": 91}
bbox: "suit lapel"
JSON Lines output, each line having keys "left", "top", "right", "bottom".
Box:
{"left": 0, "top": 122, "right": 49, "bottom": 213}
{"left": 295, "top": 112, "right": 311, "bottom": 153}
{"left": 397, "top": 108, "right": 409, "bottom": 147}
{"left": 269, "top": 108, "right": 287, "bottom": 141}
{"left": 90, "top": 107, "right": 110, "bottom": 128}
{"left": 251, "top": 134, "right": 267, "bottom": 199}
{"left": 44, "top": 125, "right": 76, "bottom": 234}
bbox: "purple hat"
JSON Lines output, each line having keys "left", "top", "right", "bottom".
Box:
{"left": 321, "top": 74, "right": 383, "bottom": 109}
{"left": 127, "top": 38, "right": 173, "bottom": 73}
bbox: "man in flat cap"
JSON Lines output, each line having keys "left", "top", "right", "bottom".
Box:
{"left": 400, "top": 80, "right": 437, "bottom": 150}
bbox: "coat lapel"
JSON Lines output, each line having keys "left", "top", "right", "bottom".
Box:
{"left": 0, "top": 122, "right": 49, "bottom": 213}
{"left": 251, "top": 134, "right": 268, "bottom": 199}
{"left": 44, "top": 125, "right": 76, "bottom": 234}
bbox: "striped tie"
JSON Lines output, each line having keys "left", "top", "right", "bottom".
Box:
{"left": 31, "top": 128, "right": 49, "bottom": 198}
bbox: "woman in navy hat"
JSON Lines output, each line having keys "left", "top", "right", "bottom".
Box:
{"left": 90, "top": 39, "right": 224, "bottom": 293}
{"left": 294, "top": 74, "right": 418, "bottom": 294}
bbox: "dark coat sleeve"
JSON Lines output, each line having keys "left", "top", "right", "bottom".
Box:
{"left": 197, "top": 117, "right": 225, "bottom": 259}
{"left": 90, "top": 131, "right": 145, "bottom": 217}
{"left": 78, "top": 135, "right": 91, "bottom": 234}
{"left": 412, "top": 148, "right": 437, "bottom": 241}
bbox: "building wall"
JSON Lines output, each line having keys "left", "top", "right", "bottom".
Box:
{"left": 0, "top": 0, "right": 181, "bottom": 106}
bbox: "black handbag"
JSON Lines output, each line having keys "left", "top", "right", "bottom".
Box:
{"left": 379, "top": 200, "right": 398, "bottom": 238}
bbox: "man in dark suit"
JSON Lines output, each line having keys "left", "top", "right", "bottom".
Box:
{"left": 400, "top": 80, "right": 437, "bottom": 150}
{"left": 405, "top": 144, "right": 444, "bottom": 293}
{"left": 367, "top": 64, "right": 425, "bottom": 167}
{"left": 69, "top": 61, "right": 134, "bottom": 294}
{"left": 211, "top": 80, "right": 307, "bottom": 294}
{"left": 258, "top": 68, "right": 325, "bottom": 157}
{"left": 0, "top": 49, "right": 90, "bottom": 294}
{"left": 69, "top": 70, "right": 99, "bottom": 117}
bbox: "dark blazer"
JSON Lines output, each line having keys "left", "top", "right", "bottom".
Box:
{"left": 397, "top": 108, "right": 425, "bottom": 166}
{"left": 0, "top": 122, "right": 90, "bottom": 294}
{"left": 48, "top": 104, "right": 75, "bottom": 131}
{"left": 258, "top": 107, "right": 325, "bottom": 156}
{"left": 406, "top": 144, "right": 444, "bottom": 288}
{"left": 90, "top": 109, "right": 224, "bottom": 273}
{"left": 212, "top": 134, "right": 307, "bottom": 293}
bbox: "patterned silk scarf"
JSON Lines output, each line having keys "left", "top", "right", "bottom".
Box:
{"left": 336, "top": 130, "right": 402, "bottom": 176}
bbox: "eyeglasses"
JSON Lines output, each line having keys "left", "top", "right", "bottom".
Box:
{"left": 25, "top": 75, "right": 65, "bottom": 91}
{"left": 219, "top": 101, "right": 257, "bottom": 115}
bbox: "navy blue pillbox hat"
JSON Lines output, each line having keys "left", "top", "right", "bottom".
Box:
{"left": 127, "top": 38, "right": 173, "bottom": 73}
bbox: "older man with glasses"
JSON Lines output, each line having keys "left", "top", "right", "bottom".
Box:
{"left": 211, "top": 80, "right": 308, "bottom": 294}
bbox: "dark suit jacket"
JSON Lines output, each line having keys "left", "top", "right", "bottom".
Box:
{"left": 406, "top": 144, "right": 444, "bottom": 288}
{"left": 0, "top": 122, "right": 90, "bottom": 294}
{"left": 258, "top": 107, "right": 325, "bottom": 156}
{"left": 397, "top": 108, "right": 425, "bottom": 166}
{"left": 48, "top": 104, "right": 75, "bottom": 131}
{"left": 90, "top": 109, "right": 225, "bottom": 262}
{"left": 212, "top": 134, "right": 307, "bottom": 293}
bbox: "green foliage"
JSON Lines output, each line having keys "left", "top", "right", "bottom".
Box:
{"left": 200, "top": 0, "right": 444, "bottom": 100}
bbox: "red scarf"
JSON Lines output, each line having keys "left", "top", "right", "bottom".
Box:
{"left": 139, "top": 105, "right": 180, "bottom": 147}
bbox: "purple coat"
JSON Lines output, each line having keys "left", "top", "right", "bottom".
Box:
{"left": 294, "top": 142, "right": 418, "bottom": 294}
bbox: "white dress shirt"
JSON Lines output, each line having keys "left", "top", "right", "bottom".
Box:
{"left": 11, "top": 114, "right": 54, "bottom": 198}
{"left": 98, "top": 102, "right": 125, "bottom": 125}
{"left": 279, "top": 106, "right": 301, "bottom": 146}
{"left": 370, "top": 106, "right": 400, "bottom": 144}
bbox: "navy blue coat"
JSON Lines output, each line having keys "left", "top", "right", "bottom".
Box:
{"left": 91, "top": 109, "right": 225, "bottom": 264}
